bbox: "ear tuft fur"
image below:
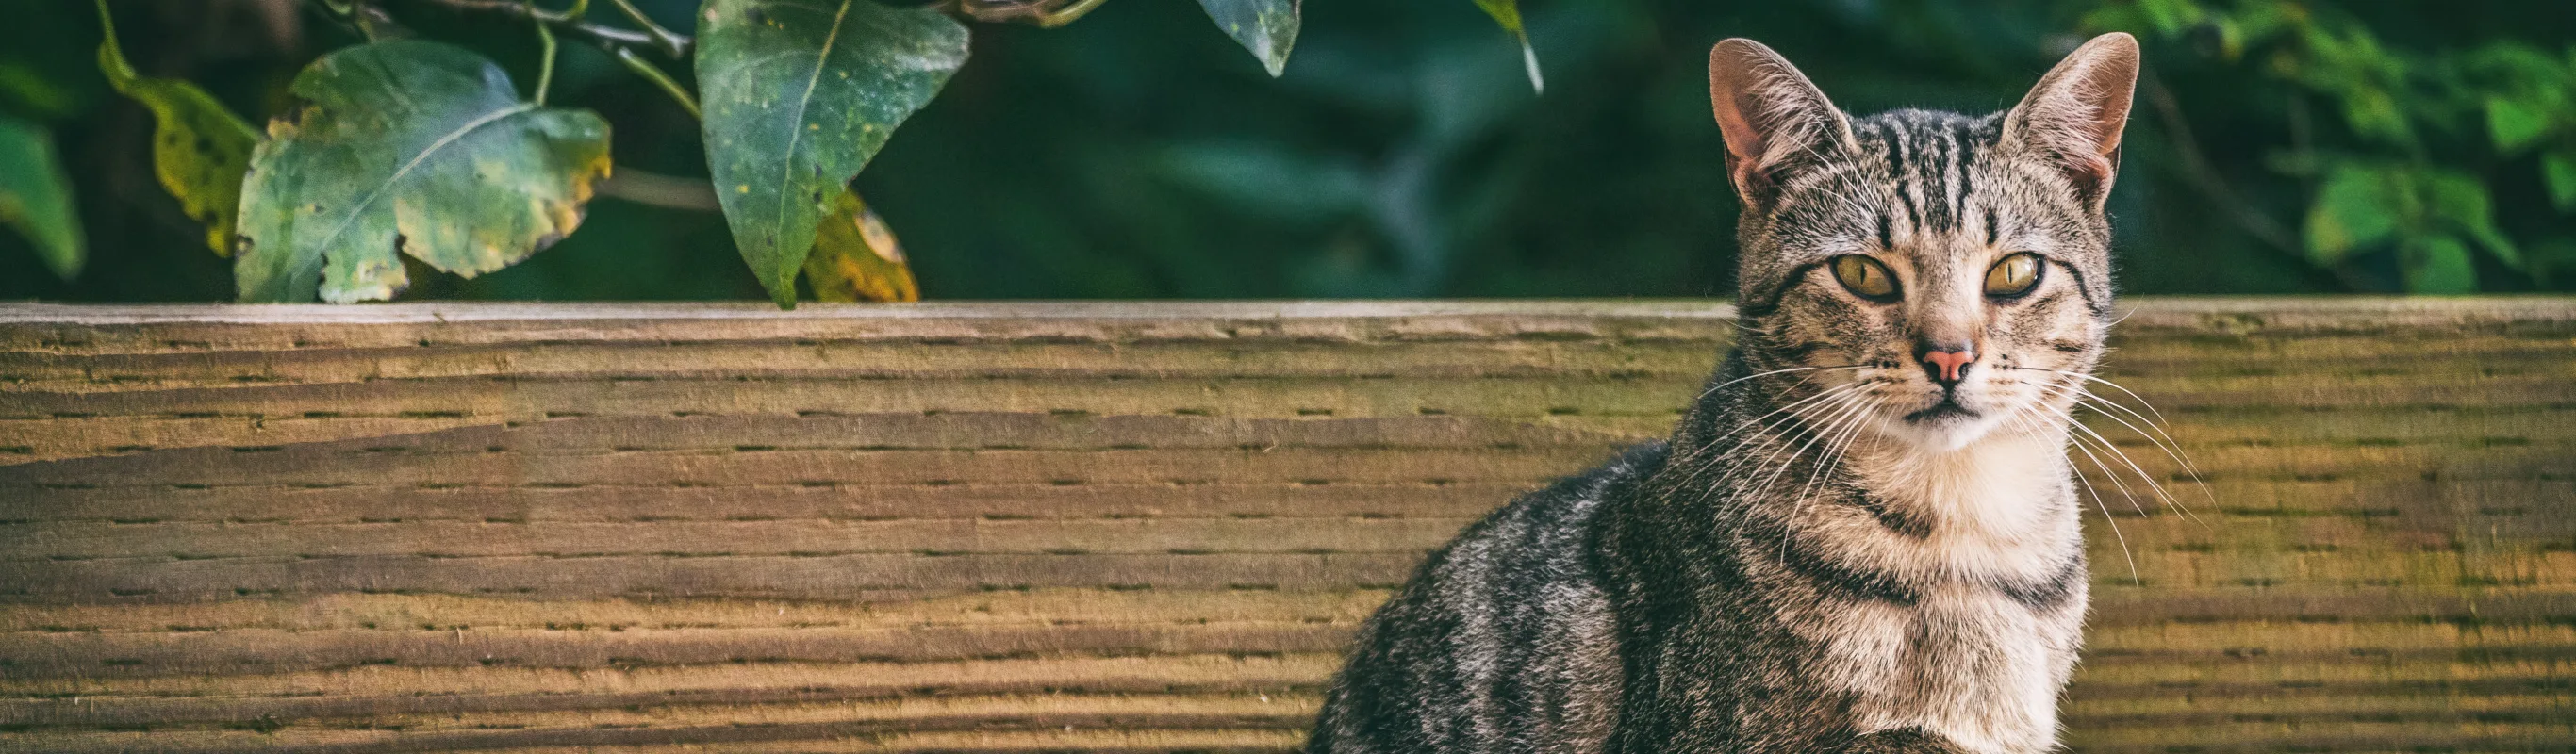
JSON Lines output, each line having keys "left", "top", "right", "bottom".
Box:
{"left": 1709, "top": 39, "right": 1855, "bottom": 209}
{"left": 2003, "top": 33, "right": 2141, "bottom": 209}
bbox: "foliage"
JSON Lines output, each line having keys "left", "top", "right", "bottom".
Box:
{"left": 696, "top": 0, "right": 965, "bottom": 306}
{"left": 6, "top": 1, "right": 2572, "bottom": 301}
{"left": 0, "top": 115, "right": 82, "bottom": 279}
{"left": 802, "top": 190, "right": 917, "bottom": 303}
{"left": 2089, "top": 0, "right": 2576, "bottom": 291}
{"left": 1196, "top": 0, "right": 1299, "bottom": 77}
{"left": 10, "top": 0, "right": 1528, "bottom": 305}
{"left": 233, "top": 40, "right": 611, "bottom": 303}
{"left": 93, "top": 0, "right": 258, "bottom": 257}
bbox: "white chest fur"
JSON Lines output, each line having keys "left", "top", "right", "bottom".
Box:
{"left": 1808, "top": 431, "right": 2089, "bottom": 753}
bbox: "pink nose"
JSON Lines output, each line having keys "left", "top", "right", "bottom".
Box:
{"left": 1923, "top": 348, "right": 1976, "bottom": 385}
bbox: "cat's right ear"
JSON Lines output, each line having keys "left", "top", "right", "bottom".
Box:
{"left": 1709, "top": 39, "right": 1855, "bottom": 210}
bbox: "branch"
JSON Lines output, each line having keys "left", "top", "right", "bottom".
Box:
{"left": 599, "top": 166, "right": 721, "bottom": 211}
{"left": 2138, "top": 69, "right": 2372, "bottom": 291}
{"left": 394, "top": 0, "right": 689, "bottom": 57}
{"left": 603, "top": 0, "right": 689, "bottom": 57}
{"left": 941, "top": 0, "right": 1108, "bottom": 28}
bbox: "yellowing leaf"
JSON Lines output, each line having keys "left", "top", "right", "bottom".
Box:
{"left": 233, "top": 41, "right": 611, "bottom": 303}
{"left": 95, "top": 0, "right": 256, "bottom": 256}
{"left": 1197, "top": 0, "right": 1299, "bottom": 77}
{"left": 0, "top": 116, "right": 82, "bottom": 279}
{"left": 801, "top": 190, "right": 916, "bottom": 303}
{"left": 697, "top": 0, "right": 967, "bottom": 308}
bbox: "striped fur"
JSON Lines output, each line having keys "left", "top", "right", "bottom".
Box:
{"left": 1307, "top": 35, "right": 2140, "bottom": 754}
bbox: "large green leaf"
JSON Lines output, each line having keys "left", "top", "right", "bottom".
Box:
{"left": 801, "top": 189, "right": 917, "bottom": 303}
{"left": 0, "top": 116, "right": 82, "bottom": 279}
{"left": 233, "top": 41, "right": 611, "bottom": 303}
{"left": 1196, "top": 0, "right": 1299, "bottom": 77}
{"left": 2303, "top": 164, "right": 2399, "bottom": 264}
{"left": 698, "top": 0, "right": 967, "bottom": 308}
{"left": 95, "top": 0, "right": 257, "bottom": 256}
{"left": 1474, "top": 0, "right": 1543, "bottom": 93}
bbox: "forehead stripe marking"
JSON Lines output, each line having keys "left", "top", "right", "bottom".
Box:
{"left": 1889, "top": 132, "right": 1923, "bottom": 240}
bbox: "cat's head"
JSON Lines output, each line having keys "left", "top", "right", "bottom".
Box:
{"left": 1709, "top": 34, "right": 2139, "bottom": 451}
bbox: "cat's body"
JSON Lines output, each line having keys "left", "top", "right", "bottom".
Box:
{"left": 1307, "top": 36, "right": 2140, "bottom": 754}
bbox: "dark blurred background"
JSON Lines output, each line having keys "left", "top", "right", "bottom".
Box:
{"left": 5, "top": 0, "right": 2572, "bottom": 302}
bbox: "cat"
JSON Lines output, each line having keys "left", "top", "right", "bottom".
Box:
{"left": 1305, "top": 33, "right": 2140, "bottom": 754}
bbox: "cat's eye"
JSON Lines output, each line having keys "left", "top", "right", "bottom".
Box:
{"left": 1830, "top": 255, "right": 1899, "bottom": 302}
{"left": 1984, "top": 253, "right": 2043, "bottom": 299}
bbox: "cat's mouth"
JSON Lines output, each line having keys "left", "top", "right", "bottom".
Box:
{"left": 1902, "top": 397, "right": 1978, "bottom": 423}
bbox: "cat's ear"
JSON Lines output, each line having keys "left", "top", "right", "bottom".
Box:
{"left": 1708, "top": 39, "right": 1855, "bottom": 209}
{"left": 2003, "top": 32, "right": 2140, "bottom": 209}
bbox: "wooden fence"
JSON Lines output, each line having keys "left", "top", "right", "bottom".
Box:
{"left": 0, "top": 298, "right": 2569, "bottom": 753}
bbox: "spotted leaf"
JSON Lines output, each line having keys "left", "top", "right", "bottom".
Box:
{"left": 698, "top": 0, "right": 967, "bottom": 308}
{"left": 801, "top": 189, "right": 917, "bottom": 303}
{"left": 233, "top": 41, "right": 611, "bottom": 303}
{"left": 95, "top": 0, "right": 258, "bottom": 256}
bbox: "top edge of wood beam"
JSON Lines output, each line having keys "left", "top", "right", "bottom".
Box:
{"left": 0, "top": 296, "right": 2568, "bottom": 328}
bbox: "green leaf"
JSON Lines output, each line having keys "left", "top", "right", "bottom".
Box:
{"left": 1196, "top": 0, "right": 1299, "bottom": 77}
{"left": 2420, "top": 171, "right": 2520, "bottom": 270}
{"left": 698, "top": 0, "right": 968, "bottom": 308}
{"left": 2402, "top": 236, "right": 2476, "bottom": 294}
{"left": 801, "top": 189, "right": 917, "bottom": 303}
{"left": 0, "top": 116, "right": 83, "bottom": 279}
{"left": 95, "top": 0, "right": 258, "bottom": 256}
{"left": 2304, "top": 164, "right": 2399, "bottom": 264}
{"left": 2485, "top": 95, "right": 2551, "bottom": 154}
{"left": 1473, "top": 0, "right": 1543, "bottom": 94}
{"left": 2544, "top": 150, "right": 2576, "bottom": 212}
{"left": 233, "top": 41, "right": 612, "bottom": 303}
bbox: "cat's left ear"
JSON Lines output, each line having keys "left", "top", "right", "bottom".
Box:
{"left": 2003, "top": 33, "right": 2140, "bottom": 209}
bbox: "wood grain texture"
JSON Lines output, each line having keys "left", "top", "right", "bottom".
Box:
{"left": 2, "top": 298, "right": 2571, "bottom": 752}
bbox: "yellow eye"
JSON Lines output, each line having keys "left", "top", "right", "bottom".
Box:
{"left": 1985, "top": 253, "right": 2043, "bottom": 298}
{"left": 1830, "top": 255, "right": 1899, "bottom": 301}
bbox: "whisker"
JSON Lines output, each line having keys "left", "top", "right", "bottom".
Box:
{"left": 1668, "top": 381, "right": 1868, "bottom": 494}
{"left": 2028, "top": 384, "right": 2204, "bottom": 527}
{"left": 2004, "top": 407, "right": 2141, "bottom": 586}
{"left": 1706, "top": 385, "right": 1871, "bottom": 499}
{"left": 2010, "top": 369, "right": 2210, "bottom": 501}
{"left": 1693, "top": 364, "right": 1870, "bottom": 402}
{"left": 2072, "top": 391, "right": 2218, "bottom": 510}
{"left": 1746, "top": 387, "right": 1879, "bottom": 500}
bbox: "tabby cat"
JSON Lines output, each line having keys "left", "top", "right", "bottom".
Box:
{"left": 1305, "top": 33, "right": 2142, "bottom": 754}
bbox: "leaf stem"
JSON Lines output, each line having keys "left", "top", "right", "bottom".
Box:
{"left": 613, "top": 46, "right": 700, "bottom": 119}
{"left": 532, "top": 11, "right": 557, "bottom": 104}
{"left": 603, "top": 0, "right": 691, "bottom": 58}
{"left": 397, "top": 0, "right": 685, "bottom": 57}
{"left": 92, "top": 0, "right": 137, "bottom": 82}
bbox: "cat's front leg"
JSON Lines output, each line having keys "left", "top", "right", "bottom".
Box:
{"left": 1839, "top": 728, "right": 1967, "bottom": 754}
